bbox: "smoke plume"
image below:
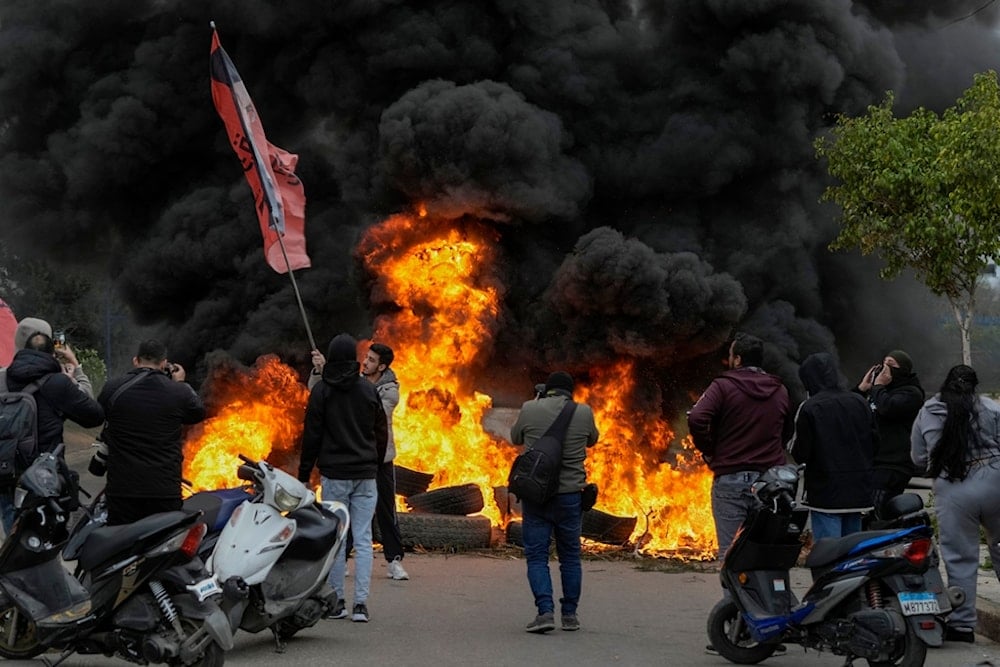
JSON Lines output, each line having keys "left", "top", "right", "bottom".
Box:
{"left": 1, "top": 0, "right": 997, "bottom": 404}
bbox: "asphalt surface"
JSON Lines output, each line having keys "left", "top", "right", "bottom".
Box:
{"left": 4, "top": 429, "right": 997, "bottom": 666}
{"left": 12, "top": 554, "right": 1000, "bottom": 667}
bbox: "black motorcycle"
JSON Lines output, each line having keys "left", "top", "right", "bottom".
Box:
{"left": 0, "top": 445, "right": 233, "bottom": 665}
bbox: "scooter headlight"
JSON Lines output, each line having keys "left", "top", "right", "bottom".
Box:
{"left": 273, "top": 484, "right": 305, "bottom": 513}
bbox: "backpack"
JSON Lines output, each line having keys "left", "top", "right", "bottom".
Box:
{"left": 508, "top": 401, "right": 577, "bottom": 505}
{"left": 0, "top": 368, "right": 52, "bottom": 487}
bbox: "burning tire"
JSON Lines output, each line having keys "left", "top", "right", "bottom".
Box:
{"left": 397, "top": 513, "right": 492, "bottom": 550}
{"left": 405, "top": 483, "right": 484, "bottom": 515}
{"left": 581, "top": 509, "right": 636, "bottom": 545}
{"left": 505, "top": 519, "right": 523, "bottom": 547}
{"left": 492, "top": 486, "right": 522, "bottom": 519}
{"left": 394, "top": 465, "right": 434, "bottom": 497}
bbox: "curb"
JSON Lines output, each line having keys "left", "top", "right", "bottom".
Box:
{"left": 978, "top": 596, "right": 1000, "bottom": 643}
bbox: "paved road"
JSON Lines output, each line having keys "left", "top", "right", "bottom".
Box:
{"left": 4, "top": 432, "right": 991, "bottom": 666}
{"left": 8, "top": 554, "right": 1000, "bottom": 667}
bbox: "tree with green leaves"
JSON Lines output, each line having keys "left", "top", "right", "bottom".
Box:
{"left": 816, "top": 70, "right": 1000, "bottom": 365}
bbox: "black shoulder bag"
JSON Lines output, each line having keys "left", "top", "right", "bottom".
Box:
{"left": 508, "top": 401, "right": 577, "bottom": 505}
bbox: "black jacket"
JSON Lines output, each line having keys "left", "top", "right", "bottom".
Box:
{"left": 789, "top": 353, "right": 876, "bottom": 510}
{"left": 98, "top": 367, "right": 206, "bottom": 499}
{"left": 299, "top": 335, "right": 387, "bottom": 482}
{"left": 855, "top": 371, "right": 925, "bottom": 476}
{"left": 5, "top": 349, "right": 105, "bottom": 453}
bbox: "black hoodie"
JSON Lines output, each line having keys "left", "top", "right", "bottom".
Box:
{"left": 5, "top": 349, "right": 104, "bottom": 454}
{"left": 789, "top": 353, "right": 876, "bottom": 510}
{"left": 299, "top": 334, "right": 387, "bottom": 481}
{"left": 855, "top": 370, "right": 925, "bottom": 476}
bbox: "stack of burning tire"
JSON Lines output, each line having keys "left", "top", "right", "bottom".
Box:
{"left": 383, "top": 466, "right": 493, "bottom": 550}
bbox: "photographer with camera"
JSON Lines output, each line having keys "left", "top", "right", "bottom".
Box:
{"left": 97, "top": 339, "right": 205, "bottom": 525}
{"left": 854, "top": 349, "right": 925, "bottom": 519}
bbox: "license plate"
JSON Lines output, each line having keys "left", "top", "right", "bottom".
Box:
{"left": 897, "top": 591, "right": 940, "bottom": 616}
{"left": 189, "top": 576, "right": 223, "bottom": 602}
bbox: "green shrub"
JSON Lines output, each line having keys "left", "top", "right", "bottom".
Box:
{"left": 76, "top": 348, "right": 106, "bottom": 395}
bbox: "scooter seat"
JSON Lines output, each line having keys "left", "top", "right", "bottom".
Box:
{"left": 184, "top": 488, "right": 250, "bottom": 532}
{"left": 805, "top": 529, "right": 900, "bottom": 569}
{"left": 78, "top": 510, "right": 199, "bottom": 572}
{"left": 279, "top": 503, "right": 344, "bottom": 562}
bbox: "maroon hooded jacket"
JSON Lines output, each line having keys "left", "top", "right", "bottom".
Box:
{"left": 687, "top": 367, "right": 792, "bottom": 476}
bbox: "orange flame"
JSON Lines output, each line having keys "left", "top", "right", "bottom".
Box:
{"left": 181, "top": 211, "right": 718, "bottom": 558}
{"left": 182, "top": 355, "right": 308, "bottom": 492}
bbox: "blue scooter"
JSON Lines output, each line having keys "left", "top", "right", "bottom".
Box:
{"left": 707, "top": 464, "right": 963, "bottom": 666}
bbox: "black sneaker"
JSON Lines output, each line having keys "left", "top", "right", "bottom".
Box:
{"left": 323, "top": 598, "right": 347, "bottom": 620}
{"left": 525, "top": 612, "right": 555, "bottom": 633}
{"left": 351, "top": 603, "right": 370, "bottom": 622}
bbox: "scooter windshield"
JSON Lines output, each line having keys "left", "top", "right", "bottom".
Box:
{"left": 18, "top": 453, "right": 62, "bottom": 500}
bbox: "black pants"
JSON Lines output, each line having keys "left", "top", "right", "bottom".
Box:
{"left": 871, "top": 467, "right": 911, "bottom": 520}
{"left": 107, "top": 495, "right": 182, "bottom": 526}
{"left": 374, "top": 461, "right": 404, "bottom": 561}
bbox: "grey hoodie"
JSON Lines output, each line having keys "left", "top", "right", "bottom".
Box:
{"left": 911, "top": 394, "right": 1000, "bottom": 476}
{"left": 373, "top": 367, "right": 400, "bottom": 462}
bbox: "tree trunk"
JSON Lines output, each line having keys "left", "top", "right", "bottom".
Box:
{"left": 951, "top": 302, "right": 973, "bottom": 366}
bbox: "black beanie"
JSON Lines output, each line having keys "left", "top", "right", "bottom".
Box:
{"left": 887, "top": 349, "right": 913, "bottom": 375}
{"left": 545, "top": 371, "right": 574, "bottom": 393}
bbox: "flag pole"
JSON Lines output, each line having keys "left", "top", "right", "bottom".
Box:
{"left": 273, "top": 227, "right": 317, "bottom": 351}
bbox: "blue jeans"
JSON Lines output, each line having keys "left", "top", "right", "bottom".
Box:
{"left": 323, "top": 477, "right": 377, "bottom": 605}
{"left": 522, "top": 492, "right": 583, "bottom": 616}
{"left": 711, "top": 471, "right": 761, "bottom": 559}
{"left": 809, "top": 511, "right": 862, "bottom": 541}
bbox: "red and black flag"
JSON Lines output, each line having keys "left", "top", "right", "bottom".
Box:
{"left": 209, "top": 28, "right": 310, "bottom": 274}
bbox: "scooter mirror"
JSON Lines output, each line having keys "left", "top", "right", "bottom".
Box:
{"left": 774, "top": 466, "right": 798, "bottom": 483}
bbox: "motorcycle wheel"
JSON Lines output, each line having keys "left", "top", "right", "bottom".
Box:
{"left": 274, "top": 617, "right": 305, "bottom": 641}
{"left": 0, "top": 602, "right": 44, "bottom": 659}
{"left": 706, "top": 598, "right": 778, "bottom": 665}
{"left": 866, "top": 619, "right": 926, "bottom": 667}
{"left": 167, "top": 618, "right": 226, "bottom": 667}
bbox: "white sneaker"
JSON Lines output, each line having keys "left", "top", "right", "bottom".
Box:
{"left": 387, "top": 557, "right": 409, "bottom": 580}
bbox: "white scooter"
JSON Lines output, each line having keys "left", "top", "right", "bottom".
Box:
{"left": 183, "top": 455, "right": 350, "bottom": 652}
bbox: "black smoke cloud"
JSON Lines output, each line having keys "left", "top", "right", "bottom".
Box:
{"left": 0, "top": 0, "right": 995, "bottom": 406}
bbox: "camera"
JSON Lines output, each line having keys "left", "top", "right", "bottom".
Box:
{"left": 53, "top": 330, "right": 66, "bottom": 348}
{"left": 164, "top": 363, "right": 177, "bottom": 377}
{"left": 89, "top": 441, "right": 109, "bottom": 477}
{"left": 869, "top": 363, "right": 883, "bottom": 382}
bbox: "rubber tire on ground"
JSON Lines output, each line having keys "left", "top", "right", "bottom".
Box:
{"left": 394, "top": 465, "right": 434, "bottom": 497}
{"left": 581, "top": 509, "right": 636, "bottom": 545}
{"left": 866, "top": 613, "right": 927, "bottom": 667}
{"left": 397, "top": 513, "right": 492, "bottom": 550}
{"left": 505, "top": 519, "right": 523, "bottom": 547}
{"left": 0, "top": 603, "right": 43, "bottom": 660}
{"left": 706, "top": 597, "right": 777, "bottom": 665}
{"left": 405, "top": 483, "right": 484, "bottom": 515}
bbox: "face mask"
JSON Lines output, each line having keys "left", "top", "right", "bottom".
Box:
{"left": 889, "top": 365, "right": 905, "bottom": 380}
